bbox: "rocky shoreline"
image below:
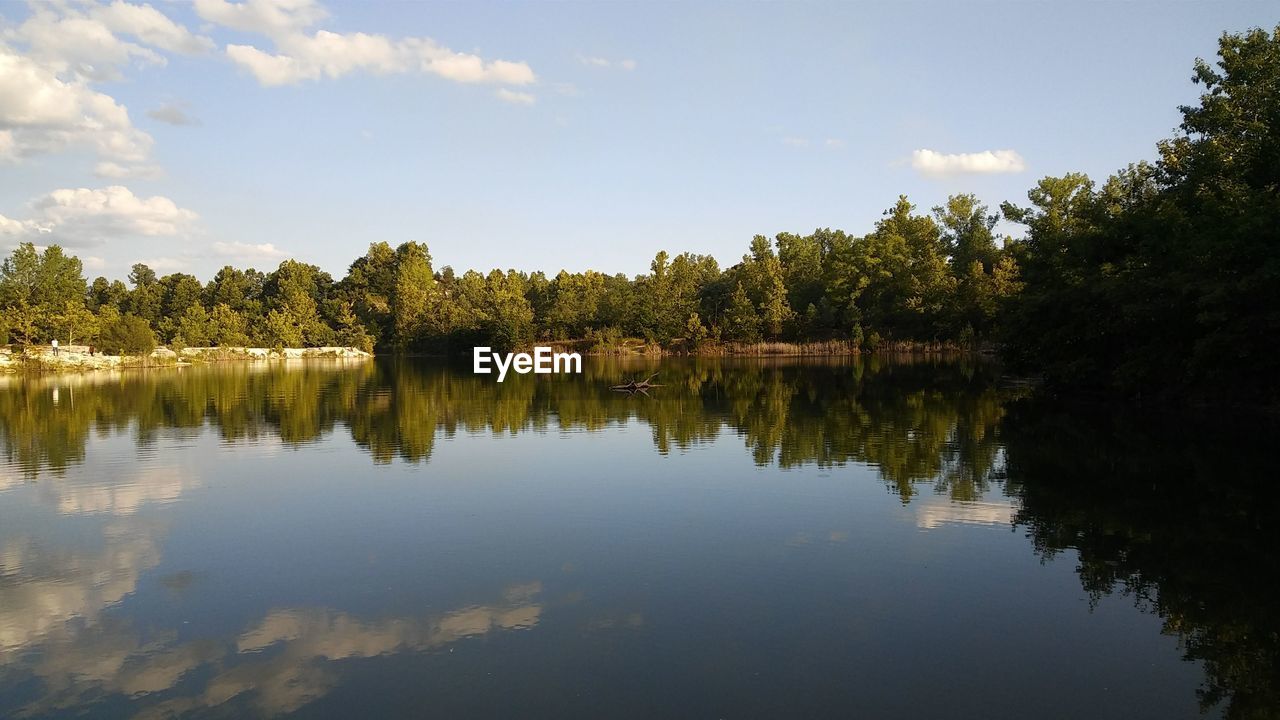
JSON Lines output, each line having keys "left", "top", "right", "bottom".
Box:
{"left": 0, "top": 346, "right": 373, "bottom": 374}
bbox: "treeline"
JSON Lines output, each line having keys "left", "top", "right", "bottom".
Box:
{"left": 0, "top": 191, "right": 1017, "bottom": 357}
{"left": 2, "top": 26, "right": 1276, "bottom": 403}
{"left": 1001, "top": 26, "right": 1280, "bottom": 405}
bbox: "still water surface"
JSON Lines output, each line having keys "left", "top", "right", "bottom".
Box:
{"left": 0, "top": 357, "right": 1275, "bottom": 719}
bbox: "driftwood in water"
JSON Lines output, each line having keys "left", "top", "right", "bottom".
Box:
{"left": 610, "top": 372, "right": 663, "bottom": 394}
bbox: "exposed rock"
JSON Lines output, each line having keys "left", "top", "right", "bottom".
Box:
{"left": 1, "top": 346, "right": 372, "bottom": 374}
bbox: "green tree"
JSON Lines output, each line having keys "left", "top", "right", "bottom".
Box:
{"left": 261, "top": 260, "right": 332, "bottom": 347}
{"left": 127, "top": 263, "right": 163, "bottom": 327}
{"left": 54, "top": 300, "right": 98, "bottom": 345}
{"left": 482, "top": 269, "right": 534, "bottom": 351}
{"left": 338, "top": 242, "right": 397, "bottom": 347}
{"left": 175, "top": 305, "right": 213, "bottom": 347}
{"left": 391, "top": 241, "right": 434, "bottom": 347}
{"left": 2, "top": 299, "right": 40, "bottom": 345}
{"left": 935, "top": 194, "right": 1001, "bottom": 274}
{"left": 98, "top": 313, "right": 157, "bottom": 355}
{"left": 758, "top": 253, "right": 794, "bottom": 339}
{"left": 1, "top": 243, "right": 88, "bottom": 341}
{"left": 208, "top": 304, "right": 252, "bottom": 346}
{"left": 0, "top": 243, "right": 40, "bottom": 308}
{"left": 776, "top": 231, "right": 825, "bottom": 318}
{"left": 723, "top": 282, "right": 762, "bottom": 342}
{"left": 88, "top": 276, "right": 128, "bottom": 311}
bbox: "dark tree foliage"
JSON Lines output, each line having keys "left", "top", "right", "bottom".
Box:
{"left": 97, "top": 314, "right": 157, "bottom": 355}
{"left": 1002, "top": 26, "right": 1280, "bottom": 405}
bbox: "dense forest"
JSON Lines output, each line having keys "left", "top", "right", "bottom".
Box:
{"left": 0, "top": 193, "right": 1018, "bottom": 356}
{"left": 2, "top": 26, "right": 1277, "bottom": 405}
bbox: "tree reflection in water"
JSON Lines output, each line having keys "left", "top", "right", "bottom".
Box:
{"left": 0, "top": 357, "right": 1275, "bottom": 718}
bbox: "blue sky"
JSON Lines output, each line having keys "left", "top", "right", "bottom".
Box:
{"left": 1, "top": 1, "right": 1275, "bottom": 281}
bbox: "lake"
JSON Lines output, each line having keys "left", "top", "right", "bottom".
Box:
{"left": 0, "top": 357, "right": 1275, "bottom": 719}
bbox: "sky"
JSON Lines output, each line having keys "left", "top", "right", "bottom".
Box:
{"left": 1, "top": 0, "right": 1276, "bottom": 282}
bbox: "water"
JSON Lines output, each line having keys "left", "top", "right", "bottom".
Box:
{"left": 0, "top": 357, "right": 1275, "bottom": 719}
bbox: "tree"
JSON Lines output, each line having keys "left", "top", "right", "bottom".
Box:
{"left": 1, "top": 243, "right": 88, "bottom": 342}
{"left": 88, "top": 277, "right": 128, "bottom": 311}
{"left": 0, "top": 243, "right": 40, "bottom": 308}
{"left": 636, "top": 251, "right": 676, "bottom": 341}
{"left": 935, "top": 194, "right": 1001, "bottom": 274}
{"left": 1000, "top": 26, "right": 1280, "bottom": 403}
{"left": 2, "top": 299, "right": 39, "bottom": 345}
{"left": 333, "top": 300, "right": 375, "bottom": 352}
{"left": 776, "top": 231, "right": 825, "bottom": 316}
{"left": 263, "top": 308, "right": 306, "bottom": 348}
{"left": 127, "top": 263, "right": 163, "bottom": 327}
{"left": 175, "top": 305, "right": 213, "bottom": 347}
{"left": 338, "top": 242, "right": 397, "bottom": 347}
{"left": 758, "top": 254, "right": 794, "bottom": 339}
{"left": 98, "top": 314, "right": 157, "bottom": 355}
{"left": 55, "top": 301, "right": 98, "bottom": 346}
{"left": 723, "top": 282, "right": 762, "bottom": 343}
{"left": 391, "top": 242, "right": 434, "bottom": 347}
{"left": 32, "top": 245, "right": 85, "bottom": 311}
{"left": 482, "top": 269, "right": 534, "bottom": 351}
{"left": 262, "top": 260, "right": 332, "bottom": 347}
{"left": 209, "top": 304, "right": 251, "bottom": 346}
{"left": 206, "top": 265, "right": 265, "bottom": 322}
{"left": 685, "top": 312, "right": 710, "bottom": 347}
{"left": 161, "top": 273, "right": 205, "bottom": 320}
{"left": 546, "top": 270, "right": 606, "bottom": 339}
{"left": 860, "top": 196, "right": 955, "bottom": 340}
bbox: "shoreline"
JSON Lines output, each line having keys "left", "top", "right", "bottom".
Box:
{"left": 544, "top": 338, "right": 982, "bottom": 357}
{"left": 2, "top": 339, "right": 985, "bottom": 376}
{"left": 0, "top": 346, "right": 373, "bottom": 375}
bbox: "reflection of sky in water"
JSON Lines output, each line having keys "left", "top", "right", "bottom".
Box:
{"left": 915, "top": 499, "right": 1014, "bottom": 530}
{"left": 0, "top": 361, "right": 1249, "bottom": 718}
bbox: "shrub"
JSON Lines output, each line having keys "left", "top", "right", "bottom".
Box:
{"left": 98, "top": 314, "right": 157, "bottom": 355}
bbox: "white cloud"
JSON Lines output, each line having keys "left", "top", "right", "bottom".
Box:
{"left": 93, "top": 161, "right": 163, "bottom": 179}
{"left": 9, "top": 6, "right": 163, "bottom": 82}
{"left": 0, "top": 213, "right": 40, "bottom": 238}
{"left": 193, "top": 0, "right": 329, "bottom": 36}
{"left": 136, "top": 256, "right": 189, "bottom": 272}
{"left": 146, "top": 102, "right": 200, "bottom": 126}
{"left": 577, "top": 54, "right": 635, "bottom": 71}
{"left": 0, "top": 2, "right": 211, "bottom": 167}
{"left": 93, "top": 1, "right": 215, "bottom": 56}
{"left": 221, "top": 33, "right": 535, "bottom": 87}
{"left": 1, "top": 186, "right": 198, "bottom": 248}
{"left": 910, "top": 148, "right": 1026, "bottom": 177}
{"left": 8, "top": 2, "right": 212, "bottom": 82}
{"left": 782, "top": 136, "right": 809, "bottom": 148}
{"left": 0, "top": 47, "right": 154, "bottom": 162}
{"left": 825, "top": 138, "right": 845, "bottom": 149}
{"left": 211, "top": 241, "right": 287, "bottom": 260}
{"left": 84, "top": 256, "right": 107, "bottom": 270}
{"left": 200, "top": 1, "right": 535, "bottom": 89}
{"left": 495, "top": 88, "right": 535, "bottom": 106}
